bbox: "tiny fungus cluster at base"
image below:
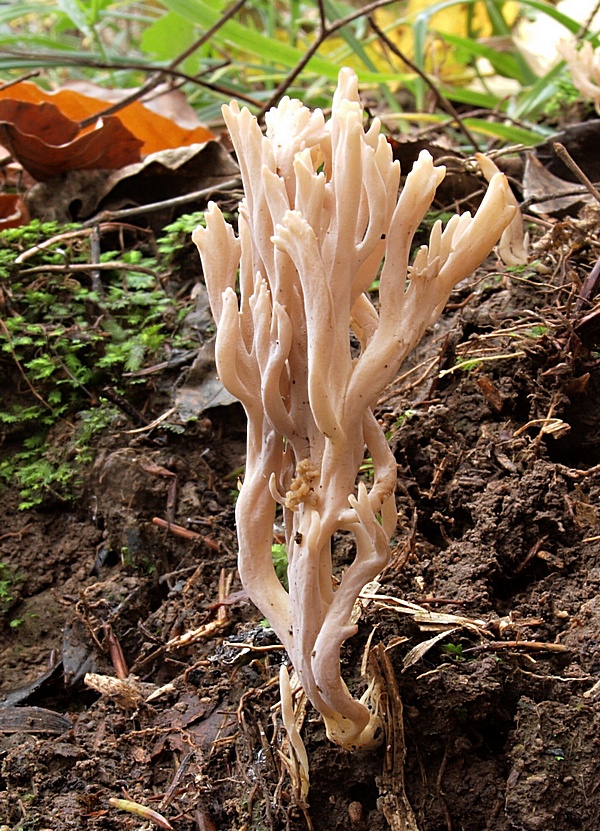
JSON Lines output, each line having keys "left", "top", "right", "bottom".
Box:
{"left": 193, "top": 69, "right": 515, "bottom": 753}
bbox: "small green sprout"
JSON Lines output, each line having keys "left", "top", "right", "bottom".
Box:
{"left": 442, "top": 642, "right": 465, "bottom": 661}
{"left": 394, "top": 409, "right": 417, "bottom": 428}
{"left": 527, "top": 325, "right": 548, "bottom": 338}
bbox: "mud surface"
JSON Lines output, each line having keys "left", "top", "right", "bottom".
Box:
{"left": 1, "top": 219, "right": 600, "bottom": 830}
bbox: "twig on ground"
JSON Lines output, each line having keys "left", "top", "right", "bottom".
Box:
{"left": 19, "top": 261, "right": 160, "bottom": 278}
{"left": 576, "top": 255, "right": 600, "bottom": 310}
{"left": 100, "top": 386, "right": 149, "bottom": 426}
{"left": 151, "top": 517, "right": 220, "bottom": 550}
{"left": 159, "top": 749, "right": 194, "bottom": 812}
{"left": 104, "top": 623, "right": 129, "bottom": 679}
{"left": 0, "top": 524, "right": 33, "bottom": 542}
{"left": 223, "top": 641, "right": 285, "bottom": 652}
{"left": 122, "top": 349, "right": 199, "bottom": 378}
{"left": 163, "top": 570, "right": 233, "bottom": 651}
{"left": 14, "top": 223, "right": 153, "bottom": 264}
{"left": 369, "top": 643, "right": 421, "bottom": 831}
{"left": 438, "top": 351, "right": 526, "bottom": 377}
{"left": 0, "top": 71, "right": 40, "bottom": 91}
{"left": 436, "top": 743, "right": 453, "bottom": 831}
{"left": 553, "top": 142, "right": 600, "bottom": 205}
{"left": 80, "top": 177, "right": 241, "bottom": 227}
{"left": 0, "top": 317, "right": 64, "bottom": 421}
{"left": 462, "top": 640, "right": 570, "bottom": 654}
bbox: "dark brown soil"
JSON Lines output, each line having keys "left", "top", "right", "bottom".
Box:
{"left": 2, "top": 216, "right": 600, "bottom": 831}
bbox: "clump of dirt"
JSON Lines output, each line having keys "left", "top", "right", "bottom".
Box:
{"left": 2, "top": 216, "right": 600, "bottom": 831}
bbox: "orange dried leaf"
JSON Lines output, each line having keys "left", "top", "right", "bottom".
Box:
{"left": 0, "top": 82, "right": 215, "bottom": 155}
{"left": 0, "top": 98, "right": 143, "bottom": 181}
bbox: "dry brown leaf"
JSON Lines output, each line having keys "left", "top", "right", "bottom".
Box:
{"left": 523, "top": 152, "right": 593, "bottom": 216}
{"left": 0, "top": 81, "right": 215, "bottom": 156}
{"left": 0, "top": 98, "right": 143, "bottom": 181}
{"left": 26, "top": 140, "right": 239, "bottom": 226}
{"left": 401, "top": 627, "right": 459, "bottom": 670}
{"left": 65, "top": 81, "right": 208, "bottom": 131}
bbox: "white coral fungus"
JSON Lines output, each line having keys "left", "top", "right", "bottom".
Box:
{"left": 559, "top": 38, "right": 600, "bottom": 113}
{"left": 193, "top": 68, "right": 515, "bottom": 751}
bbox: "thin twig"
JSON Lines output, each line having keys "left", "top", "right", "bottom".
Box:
{"left": 222, "top": 640, "right": 285, "bottom": 652}
{"left": 0, "top": 48, "right": 262, "bottom": 108}
{"left": 462, "top": 640, "right": 570, "bottom": 654}
{"left": 578, "top": 0, "right": 600, "bottom": 37}
{"left": 576, "top": 255, "right": 600, "bottom": 311}
{"left": 0, "top": 524, "right": 33, "bottom": 542}
{"left": 0, "top": 317, "right": 58, "bottom": 419}
{"left": 14, "top": 223, "right": 153, "bottom": 264}
{"left": 160, "top": 750, "right": 194, "bottom": 811}
{"left": 78, "top": 0, "right": 248, "bottom": 129}
{"left": 80, "top": 177, "right": 241, "bottom": 226}
{"left": 19, "top": 261, "right": 160, "bottom": 277}
{"left": 436, "top": 744, "right": 453, "bottom": 831}
{"left": 519, "top": 185, "right": 594, "bottom": 212}
{"left": 89, "top": 224, "right": 103, "bottom": 295}
{"left": 554, "top": 142, "right": 600, "bottom": 205}
{"left": 257, "top": 0, "right": 401, "bottom": 117}
{"left": 151, "top": 517, "right": 220, "bottom": 550}
{"left": 0, "top": 71, "right": 40, "bottom": 91}
{"left": 368, "top": 16, "right": 481, "bottom": 150}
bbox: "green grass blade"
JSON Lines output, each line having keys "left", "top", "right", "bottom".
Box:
{"left": 438, "top": 84, "right": 505, "bottom": 109}
{"left": 322, "top": 0, "right": 402, "bottom": 111}
{"left": 438, "top": 31, "right": 524, "bottom": 80}
{"left": 414, "top": 0, "right": 582, "bottom": 36}
{"left": 383, "top": 111, "right": 549, "bottom": 145}
{"left": 514, "top": 0, "right": 590, "bottom": 36}
{"left": 55, "top": 0, "right": 94, "bottom": 41}
{"left": 159, "top": 0, "right": 412, "bottom": 86}
{"left": 510, "top": 60, "right": 568, "bottom": 119}
{"left": 159, "top": 0, "right": 340, "bottom": 75}
{"left": 0, "top": 4, "right": 56, "bottom": 25}
{"left": 480, "top": 0, "right": 537, "bottom": 84}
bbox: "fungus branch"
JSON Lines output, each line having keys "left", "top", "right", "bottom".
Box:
{"left": 193, "top": 68, "right": 515, "bottom": 751}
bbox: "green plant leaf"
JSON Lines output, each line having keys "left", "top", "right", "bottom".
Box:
{"left": 435, "top": 31, "right": 525, "bottom": 81}
{"left": 55, "top": 0, "right": 95, "bottom": 41}
{"left": 160, "top": 0, "right": 335, "bottom": 73}
{"left": 158, "top": 0, "right": 412, "bottom": 86}
{"left": 141, "top": 9, "right": 197, "bottom": 65}
{"left": 509, "top": 60, "right": 568, "bottom": 120}
{"left": 382, "top": 112, "right": 547, "bottom": 145}
{"left": 415, "top": 0, "right": 583, "bottom": 38}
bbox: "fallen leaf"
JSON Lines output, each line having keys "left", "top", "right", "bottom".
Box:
{"left": 26, "top": 140, "right": 239, "bottom": 226}
{"left": 0, "top": 98, "right": 143, "bottom": 181}
{"left": 523, "top": 152, "right": 593, "bottom": 216}
{"left": 401, "top": 627, "right": 460, "bottom": 670}
{"left": 65, "top": 81, "right": 209, "bottom": 131}
{"left": 535, "top": 120, "right": 600, "bottom": 184}
{"left": 0, "top": 81, "right": 215, "bottom": 156}
{"left": 0, "top": 706, "right": 73, "bottom": 735}
{"left": 174, "top": 337, "right": 239, "bottom": 422}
